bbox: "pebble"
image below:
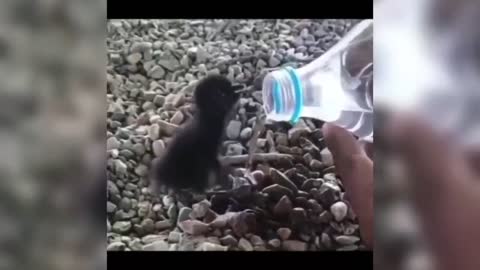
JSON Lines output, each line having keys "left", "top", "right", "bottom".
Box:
{"left": 199, "top": 242, "right": 228, "bottom": 251}
{"left": 131, "top": 41, "right": 152, "bottom": 53}
{"left": 268, "top": 55, "right": 281, "bottom": 67}
{"left": 180, "top": 55, "right": 190, "bottom": 68}
{"left": 229, "top": 211, "right": 256, "bottom": 237}
{"left": 170, "top": 111, "right": 184, "bottom": 125}
{"left": 321, "top": 233, "right": 332, "bottom": 249}
{"left": 178, "top": 237, "right": 196, "bottom": 251}
{"left": 282, "top": 240, "right": 307, "bottom": 251}
{"left": 129, "top": 238, "right": 143, "bottom": 251}
{"left": 297, "top": 190, "right": 310, "bottom": 198}
{"left": 167, "top": 204, "right": 178, "bottom": 222}
{"left": 126, "top": 53, "right": 142, "bottom": 65}
{"left": 112, "top": 221, "right": 132, "bottom": 233}
{"left": 107, "top": 202, "right": 117, "bottom": 213}
{"left": 295, "top": 197, "right": 309, "bottom": 209}
{"left": 239, "top": 127, "right": 253, "bottom": 140}
{"left": 132, "top": 143, "right": 145, "bottom": 156}
{"left": 142, "top": 235, "right": 167, "bottom": 244}
{"left": 142, "top": 240, "right": 169, "bottom": 251}
{"left": 177, "top": 207, "right": 193, "bottom": 224}
{"left": 288, "top": 127, "right": 310, "bottom": 142}
{"left": 140, "top": 219, "right": 155, "bottom": 234}
{"left": 108, "top": 180, "right": 119, "bottom": 195}
{"left": 196, "top": 47, "right": 208, "bottom": 63}
{"left": 270, "top": 168, "right": 298, "bottom": 194}
{"left": 303, "top": 152, "right": 313, "bottom": 164}
{"left": 190, "top": 200, "right": 211, "bottom": 219}
{"left": 152, "top": 140, "right": 165, "bottom": 156}
{"left": 318, "top": 182, "right": 341, "bottom": 207}
{"left": 107, "top": 242, "right": 126, "bottom": 251}
{"left": 301, "top": 179, "right": 317, "bottom": 191}
{"left": 250, "top": 235, "right": 264, "bottom": 246}
{"left": 198, "top": 64, "right": 207, "bottom": 74}
{"left": 318, "top": 211, "right": 333, "bottom": 223}
{"left": 162, "top": 195, "right": 175, "bottom": 208}
{"left": 337, "top": 245, "right": 358, "bottom": 251}
{"left": 134, "top": 164, "right": 149, "bottom": 177}
{"left": 251, "top": 170, "right": 265, "bottom": 186}
{"left": 125, "top": 183, "right": 137, "bottom": 191}
{"left": 168, "top": 231, "right": 182, "bottom": 243}
{"left": 153, "top": 95, "right": 165, "bottom": 107}
{"left": 268, "top": 239, "right": 281, "bottom": 249}
{"left": 308, "top": 199, "right": 324, "bottom": 213}
{"left": 212, "top": 229, "right": 222, "bottom": 237}
{"left": 309, "top": 159, "right": 323, "bottom": 171}
{"left": 155, "top": 220, "right": 172, "bottom": 231}
{"left": 119, "top": 198, "right": 132, "bottom": 211}
{"left": 335, "top": 235, "right": 360, "bottom": 245}
{"left": 114, "top": 160, "right": 128, "bottom": 176}
{"left": 275, "top": 133, "right": 289, "bottom": 146}
{"left": 323, "top": 173, "right": 337, "bottom": 183}
{"left": 291, "top": 207, "right": 307, "bottom": 226}
{"left": 142, "top": 101, "right": 155, "bottom": 111}
{"left": 168, "top": 244, "right": 178, "bottom": 251}
{"left": 152, "top": 204, "right": 163, "bottom": 212}
{"left": 179, "top": 220, "right": 210, "bottom": 235}
{"left": 273, "top": 195, "right": 293, "bottom": 217}
{"left": 256, "top": 59, "right": 267, "bottom": 69}
{"left": 226, "top": 143, "right": 244, "bottom": 156}
{"left": 344, "top": 223, "right": 359, "bottom": 235}
{"left": 149, "top": 66, "right": 165, "bottom": 79}
{"left": 157, "top": 120, "right": 178, "bottom": 136}
{"left": 107, "top": 137, "right": 121, "bottom": 150}
{"left": 277, "top": 228, "right": 292, "bottom": 240}
{"left": 158, "top": 57, "right": 180, "bottom": 71}
{"left": 146, "top": 124, "right": 161, "bottom": 141}
{"left": 203, "top": 209, "right": 217, "bottom": 224}
{"left": 118, "top": 209, "right": 136, "bottom": 219}
{"left": 220, "top": 235, "right": 238, "bottom": 247}
{"left": 320, "top": 148, "right": 334, "bottom": 167}
{"left": 262, "top": 184, "right": 294, "bottom": 201}
{"left": 257, "top": 139, "right": 267, "bottom": 149}
{"left": 210, "top": 212, "right": 235, "bottom": 228}
{"left": 238, "top": 238, "right": 254, "bottom": 251}
{"left": 207, "top": 236, "right": 221, "bottom": 245}
{"left": 330, "top": 201, "right": 348, "bottom": 222}
{"left": 226, "top": 120, "right": 242, "bottom": 140}
{"left": 119, "top": 149, "right": 134, "bottom": 159}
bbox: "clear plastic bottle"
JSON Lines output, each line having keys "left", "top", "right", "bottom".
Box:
{"left": 262, "top": 19, "right": 373, "bottom": 142}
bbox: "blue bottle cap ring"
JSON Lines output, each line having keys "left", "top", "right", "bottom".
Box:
{"left": 285, "top": 67, "right": 304, "bottom": 124}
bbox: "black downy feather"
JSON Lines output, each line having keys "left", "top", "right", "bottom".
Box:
{"left": 150, "top": 75, "right": 242, "bottom": 193}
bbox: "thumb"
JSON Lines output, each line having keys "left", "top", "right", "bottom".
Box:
{"left": 323, "top": 123, "right": 373, "bottom": 248}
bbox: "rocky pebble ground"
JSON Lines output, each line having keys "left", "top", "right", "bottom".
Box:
{"left": 107, "top": 19, "right": 366, "bottom": 251}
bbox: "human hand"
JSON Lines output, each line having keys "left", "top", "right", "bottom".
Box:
{"left": 384, "top": 114, "right": 480, "bottom": 270}
{"left": 323, "top": 123, "right": 374, "bottom": 248}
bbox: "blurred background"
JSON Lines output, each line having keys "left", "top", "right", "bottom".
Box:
{"left": 375, "top": 0, "right": 480, "bottom": 269}
{"left": 0, "top": 0, "right": 106, "bottom": 269}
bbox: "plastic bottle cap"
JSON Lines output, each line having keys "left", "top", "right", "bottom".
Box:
{"left": 273, "top": 80, "right": 283, "bottom": 114}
